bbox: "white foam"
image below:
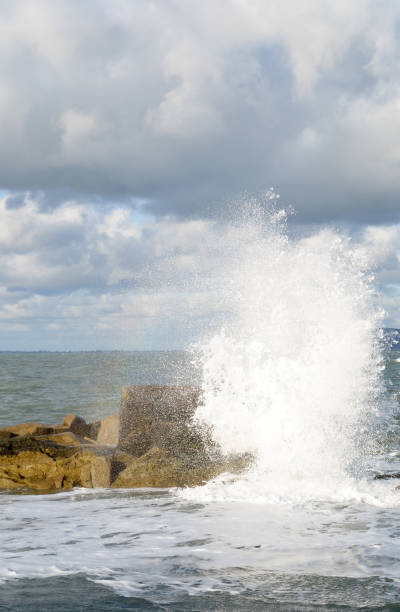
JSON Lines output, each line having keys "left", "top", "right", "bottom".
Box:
{"left": 1, "top": 485, "right": 399, "bottom": 592}
{"left": 179, "top": 471, "right": 400, "bottom": 507}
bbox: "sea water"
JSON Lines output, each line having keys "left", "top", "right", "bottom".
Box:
{"left": 1, "top": 209, "right": 400, "bottom": 611}
{"left": 0, "top": 350, "right": 399, "bottom": 610}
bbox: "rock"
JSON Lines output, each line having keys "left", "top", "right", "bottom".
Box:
{"left": 90, "top": 455, "right": 112, "bottom": 487}
{"left": 87, "top": 420, "right": 101, "bottom": 441}
{"left": 111, "top": 446, "right": 250, "bottom": 489}
{"left": 0, "top": 385, "right": 251, "bottom": 492}
{"left": 0, "top": 435, "right": 112, "bottom": 490}
{"left": 120, "top": 386, "right": 200, "bottom": 443}
{"left": 0, "top": 431, "right": 16, "bottom": 441}
{"left": 62, "top": 413, "right": 118, "bottom": 444}
{"left": 62, "top": 414, "right": 90, "bottom": 438}
{"left": 118, "top": 385, "right": 215, "bottom": 463}
{"left": 0, "top": 422, "right": 67, "bottom": 437}
{"left": 111, "top": 447, "right": 221, "bottom": 488}
{"left": 0, "top": 434, "right": 74, "bottom": 455}
{"left": 0, "top": 450, "right": 57, "bottom": 490}
{"left": 35, "top": 432, "right": 86, "bottom": 447}
{"left": 96, "top": 412, "right": 119, "bottom": 446}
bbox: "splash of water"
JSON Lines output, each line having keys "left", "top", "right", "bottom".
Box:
{"left": 186, "top": 200, "right": 387, "bottom": 503}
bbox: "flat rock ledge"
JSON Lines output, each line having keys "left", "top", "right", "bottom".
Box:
{"left": 0, "top": 385, "right": 249, "bottom": 492}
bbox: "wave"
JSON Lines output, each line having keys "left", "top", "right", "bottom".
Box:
{"left": 183, "top": 199, "right": 394, "bottom": 504}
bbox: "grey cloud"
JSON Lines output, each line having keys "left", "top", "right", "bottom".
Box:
{"left": 0, "top": 1, "right": 400, "bottom": 223}
{"left": 5, "top": 193, "right": 26, "bottom": 210}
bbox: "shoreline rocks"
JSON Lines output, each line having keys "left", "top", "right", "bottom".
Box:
{"left": 0, "top": 385, "right": 250, "bottom": 492}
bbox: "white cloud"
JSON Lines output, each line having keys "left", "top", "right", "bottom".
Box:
{"left": 359, "top": 225, "right": 400, "bottom": 299}
{"left": 0, "top": 194, "right": 230, "bottom": 347}
{"left": 46, "top": 322, "right": 60, "bottom": 331}
{"left": 362, "top": 225, "right": 400, "bottom": 266}
{"left": 4, "top": 323, "right": 29, "bottom": 332}
{"left": 97, "top": 209, "right": 142, "bottom": 240}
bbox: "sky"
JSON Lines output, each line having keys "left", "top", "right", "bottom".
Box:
{"left": 0, "top": 0, "right": 400, "bottom": 350}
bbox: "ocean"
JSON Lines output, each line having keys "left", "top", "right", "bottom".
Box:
{"left": 0, "top": 348, "right": 399, "bottom": 611}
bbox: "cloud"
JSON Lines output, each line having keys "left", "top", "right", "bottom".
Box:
{"left": 0, "top": 194, "right": 230, "bottom": 348}
{"left": 361, "top": 224, "right": 400, "bottom": 288}
{"left": 0, "top": 193, "right": 399, "bottom": 350}
{"left": 1, "top": 3, "right": 400, "bottom": 348}
{"left": 0, "top": 1, "right": 399, "bottom": 222}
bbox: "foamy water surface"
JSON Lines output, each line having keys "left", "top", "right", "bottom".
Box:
{"left": 1, "top": 477, "right": 400, "bottom": 610}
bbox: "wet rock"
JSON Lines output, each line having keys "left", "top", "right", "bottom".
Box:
{"left": 87, "top": 420, "right": 101, "bottom": 441}
{"left": 119, "top": 386, "right": 199, "bottom": 443}
{"left": 0, "top": 437, "right": 113, "bottom": 491}
{"left": 0, "top": 431, "right": 16, "bottom": 441}
{"left": 35, "top": 431, "right": 87, "bottom": 447}
{"left": 96, "top": 412, "right": 119, "bottom": 446}
{"left": 0, "top": 385, "right": 250, "bottom": 492}
{"left": 118, "top": 385, "right": 215, "bottom": 463}
{"left": 111, "top": 447, "right": 221, "bottom": 488}
{"left": 0, "top": 434, "right": 75, "bottom": 456}
{"left": 111, "top": 447, "right": 251, "bottom": 489}
{"left": 63, "top": 413, "right": 119, "bottom": 445}
{"left": 0, "top": 422, "right": 67, "bottom": 437}
{"left": 90, "top": 455, "right": 112, "bottom": 487}
{"left": 62, "top": 414, "right": 91, "bottom": 438}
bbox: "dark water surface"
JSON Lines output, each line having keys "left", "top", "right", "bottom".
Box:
{"left": 0, "top": 350, "right": 399, "bottom": 611}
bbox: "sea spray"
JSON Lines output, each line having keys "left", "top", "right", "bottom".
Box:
{"left": 186, "top": 201, "right": 386, "bottom": 502}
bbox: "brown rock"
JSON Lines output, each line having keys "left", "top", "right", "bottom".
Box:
{"left": 90, "top": 455, "right": 112, "bottom": 487}
{"left": 87, "top": 420, "right": 101, "bottom": 441}
{"left": 118, "top": 385, "right": 215, "bottom": 463}
{"left": 62, "top": 414, "right": 78, "bottom": 428}
{"left": 96, "top": 412, "right": 119, "bottom": 446}
{"left": 62, "top": 414, "right": 90, "bottom": 438}
{"left": 35, "top": 431, "right": 85, "bottom": 447}
{"left": 0, "top": 422, "right": 67, "bottom": 437}
{"left": 0, "top": 435, "right": 112, "bottom": 491}
{"left": 0, "top": 450, "right": 57, "bottom": 489}
{"left": 0, "top": 386, "right": 251, "bottom": 492}
{"left": 120, "top": 386, "right": 200, "bottom": 443}
{"left": 0, "top": 431, "right": 16, "bottom": 441}
{"left": 112, "top": 447, "right": 188, "bottom": 488}
{"left": 111, "top": 446, "right": 240, "bottom": 488}
{"left": 0, "top": 434, "right": 74, "bottom": 455}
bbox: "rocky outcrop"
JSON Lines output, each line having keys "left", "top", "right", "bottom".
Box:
{"left": 118, "top": 385, "right": 214, "bottom": 457}
{"left": 0, "top": 385, "right": 249, "bottom": 492}
{"left": 96, "top": 412, "right": 119, "bottom": 445}
{"left": 1, "top": 422, "right": 68, "bottom": 437}
{"left": 0, "top": 435, "right": 112, "bottom": 490}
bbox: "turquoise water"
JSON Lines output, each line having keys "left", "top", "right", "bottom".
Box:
{"left": 0, "top": 350, "right": 399, "bottom": 611}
